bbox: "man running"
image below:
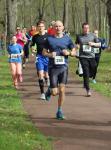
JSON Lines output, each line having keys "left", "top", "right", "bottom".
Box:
{"left": 92, "top": 29, "right": 107, "bottom": 83}
{"left": 31, "top": 20, "right": 49, "bottom": 100}
{"left": 75, "top": 23, "right": 101, "bottom": 96}
{"left": 43, "top": 20, "right": 76, "bottom": 119}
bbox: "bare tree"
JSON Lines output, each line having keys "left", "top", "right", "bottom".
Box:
{"left": 63, "top": 0, "right": 69, "bottom": 30}
{"left": 6, "top": 0, "right": 17, "bottom": 44}
{"left": 84, "top": 0, "right": 89, "bottom": 23}
{"left": 38, "top": 0, "right": 46, "bottom": 20}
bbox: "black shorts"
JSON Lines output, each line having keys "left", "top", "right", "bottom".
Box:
{"left": 49, "top": 67, "right": 68, "bottom": 88}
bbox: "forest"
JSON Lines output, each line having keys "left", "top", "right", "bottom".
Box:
{"left": 0, "top": 0, "right": 111, "bottom": 45}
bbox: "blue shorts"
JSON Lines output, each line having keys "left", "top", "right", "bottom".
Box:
{"left": 35, "top": 55, "right": 49, "bottom": 72}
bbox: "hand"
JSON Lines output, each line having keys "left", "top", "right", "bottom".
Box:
{"left": 89, "top": 42, "right": 95, "bottom": 46}
{"left": 76, "top": 44, "right": 80, "bottom": 49}
{"left": 51, "top": 52, "right": 56, "bottom": 58}
{"left": 62, "top": 49, "right": 70, "bottom": 56}
{"left": 70, "top": 51, "right": 76, "bottom": 56}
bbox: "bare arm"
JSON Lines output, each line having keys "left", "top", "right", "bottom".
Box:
{"left": 89, "top": 42, "right": 101, "bottom": 47}
{"left": 42, "top": 49, "right": 56, "bottom": 58}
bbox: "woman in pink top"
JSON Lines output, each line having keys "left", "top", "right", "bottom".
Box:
{"left": 16, "top": 27, "right": 27, "bottom": 48}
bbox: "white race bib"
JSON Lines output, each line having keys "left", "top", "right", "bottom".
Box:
{"left": 11, "top": 54, "right": 18, "bottom": 59}
{"left": 54, "top": 56, "right": 65, "bottom": 65}
{"left": 35, "top": 57, "right": 38, "bottom": 63}
{"left": 94, "top": 48, "right": 100, "bottom": 54}
{"left": 83, "top": 45, "right": 91, "bottom": 52}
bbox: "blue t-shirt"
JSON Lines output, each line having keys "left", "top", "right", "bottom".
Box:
{"left": 45, "top": 35, "right": 75, "bottom": 68}
{"left": 8, "top": 43, "right": 23, "bottom": 63}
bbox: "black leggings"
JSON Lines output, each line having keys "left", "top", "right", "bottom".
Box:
{"left": 80, "top": 58, "right": 97, "bottom": 91}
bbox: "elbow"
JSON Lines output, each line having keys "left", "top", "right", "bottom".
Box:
{"left": 42, "top": 50, "right": 46, "bottom": 56}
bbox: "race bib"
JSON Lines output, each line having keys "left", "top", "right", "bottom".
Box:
{"left": 35, "top": 57, "right": 38, "bottom": 63}
{"left": 54, "top": 56, "right": 65, "bottom": 65}
{"left": 94, "top": 48, "right": 100, "bottom": 54}
{"left": 11, "top": 54, "right": 18, "bottom": 59}
{"left": 83, "top": 45, "right": 91, "bottom": 52}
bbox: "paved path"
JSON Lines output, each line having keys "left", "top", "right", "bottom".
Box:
{"left": 19, "top": 56, "right": 111, "bottom": 150}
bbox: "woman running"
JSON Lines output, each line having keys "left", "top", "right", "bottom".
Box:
{"left": 7, "top": 36, "right": 23, "bottom": 89}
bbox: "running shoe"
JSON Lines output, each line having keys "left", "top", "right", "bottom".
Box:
{"left": 26, "top": 58, "right": 29, "bottom": 63}
{"left": 45, "top": 87, "right": 51, "bottom": 101}
{"left": 86, "top": 90, "right": 91, "bottom": 97}
{"left": 92, "top": 79, "right": 97, "bottom": 84}
{"left": 40, "top": 93, "right": 46, "bottom": 100}
{"left": 22, "top": 64, "right": 26, "bottom": 69}
{"left": 56, "top": 111, "right": 65, "bottom": 120}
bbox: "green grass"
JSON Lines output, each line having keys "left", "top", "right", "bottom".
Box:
{"left": 0, "top": 56, "right": 52, "bottom": 150}
{"left": 69, "top": 50, "right": 111, "bottom": 98}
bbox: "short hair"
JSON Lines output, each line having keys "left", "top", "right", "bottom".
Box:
{"left": 37, "top": 20, "right": 45, "bottom": 26}
{"left": 51, "top": 21, "right": 55, "bottom": 26}
{"left": 82, "top": 22, "right": 89, "bottom": 28}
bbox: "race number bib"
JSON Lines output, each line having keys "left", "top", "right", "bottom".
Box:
{"left": 83, "top": 45, "right": 91, "bottom": 52}
{"left": 35, "top": 57, "right": 38, "bottom": 63}
{"left": 94, "top": 48, "right": 100, "bottom": 54}
{"left": 11, "top": 54, "right": 18, "bottom": 59}
{"left": 54, "top": 56, "right": 65, "bottom": 65}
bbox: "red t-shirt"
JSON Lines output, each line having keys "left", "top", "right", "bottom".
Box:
{"left": 48, "top": 28, "right": 56, "bottom": 36}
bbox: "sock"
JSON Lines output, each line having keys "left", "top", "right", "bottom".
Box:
{"left": 44, "top": 77, "right": 50, "bottom": 86}
{"left": 38, "top": 79, "right": 44, "bottom": 94}
{"left": 58, "top": 107, "right": 62, "bottom": 112}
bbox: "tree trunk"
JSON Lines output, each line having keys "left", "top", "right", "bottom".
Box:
{"left": 84, "top": 0, "right": 89, "bottom": 23}
{"left": 63, "top": 0, "right": 69, "bottom": 30}
{"left": 38, "top": 0, "right": 46, "bottom": 20}
{"left": 52, "top": 0, "right": 57, "bottom": 20}
{"left": 6, "top": 0, "right": 17, "bottom": 44}
{"left": 106, "top": 0, "right": 111, "bottom": 44}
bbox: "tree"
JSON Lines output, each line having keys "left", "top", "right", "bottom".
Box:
{"left": 84, "top": 0, "right": 89, "bottom": 23}
{"left": 6, "top": 0, "right": 18, "bottom": 44}
{"left": 38, "top": 0, "right": 46, "bottom": 20}
{"left": 63, "top": 0, "right": 69, "bottom": 30}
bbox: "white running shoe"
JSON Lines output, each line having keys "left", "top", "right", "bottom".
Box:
{"left": 22, "top": 64, "right": 26, "bottom": 69}
{"left": 40, "top": 93, "right": 46, "bottom": 100}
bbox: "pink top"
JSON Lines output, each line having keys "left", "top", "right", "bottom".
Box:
{"left": 16, "top": 32, "right": 27, "bottom": 47}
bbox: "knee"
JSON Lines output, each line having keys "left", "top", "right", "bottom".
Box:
{"left": 52, "top": 89, "right": 58, "bottom": 96}
{"left": 59, "top": 86, "right": 65, "bottom": 93}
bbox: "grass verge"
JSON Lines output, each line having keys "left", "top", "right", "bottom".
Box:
{"left": 0, "top": 56, "right": 52, "bottom": 150}
{"left": 69, "top": 50, "right": 111, "bottom": 98}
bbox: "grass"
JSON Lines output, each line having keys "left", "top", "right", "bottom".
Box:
{"left": 69, "top": 50, "right": 111, "bottom": 98}
{"left": 0, "top": 56, "right": 52, "bottom": 150}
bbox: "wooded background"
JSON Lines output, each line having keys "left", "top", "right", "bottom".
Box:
{"left": 0, "top": 0, "right": 111, "bottom": 45}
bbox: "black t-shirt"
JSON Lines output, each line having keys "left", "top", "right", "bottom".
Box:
{"left": 31, "top": 33, "right": 48, "bottom": 55}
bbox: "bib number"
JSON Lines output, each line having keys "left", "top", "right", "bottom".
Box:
{"left": 35, "top": 57, "right": 38, "bottom": 63}
{"left": 54, "top": 56, "right": 65, "bottom": 65}
{"left": 11, "top": 54, "right": 18, "bottom": 59}
{"left": 83, "top": 45, "right": 91, "bottom": 52}
{"left": 94, "top": 48, "right": 100, "bottom": 54}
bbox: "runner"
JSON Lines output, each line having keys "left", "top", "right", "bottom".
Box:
{"left": 47, "top": 21, "right": 56, "bottom": 36}
{"left": 7, "top": 36, "right": 23, "bottom": 89}
{"left": 30, "top": 20, "right": 49, "bottom": 100}
{"left": 22, "top": 28, "right": 32, "bottom": 68}
{"left": 15, "top": 27, "right": 27, "bottom": 48}
{"left": 43, "top": 20, "right": 76, "bottom": 119}
{"left": 92, "top": 29, "right": 107, "bottom": 83}
{"left": 75, "top": 23, "right": 101, "bottom": 96}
